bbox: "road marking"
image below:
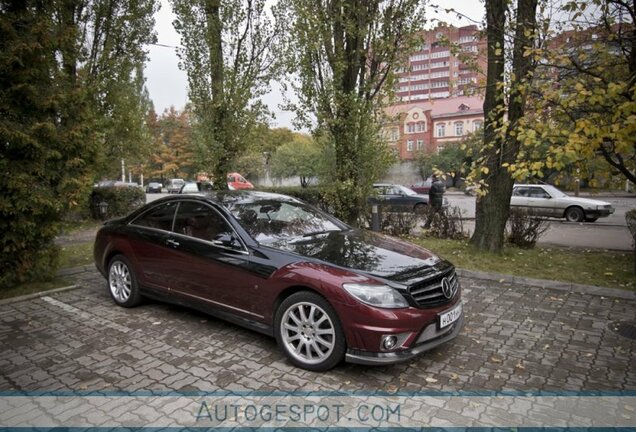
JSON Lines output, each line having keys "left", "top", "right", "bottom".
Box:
{"left": 41, "top": 296, "right": 131, "bottom": 334}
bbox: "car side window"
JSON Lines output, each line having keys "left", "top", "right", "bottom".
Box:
{"left": 529, "top": 187, "right": 549, "bottom": 198}
{"left": 174, "top": 201, "right": 233, "bottom": 244}
{"left": 131, "top": 202, "right": 177, "bottom": 231}
{"left": 513, "top": 187, "right": 528, "bottom": 197}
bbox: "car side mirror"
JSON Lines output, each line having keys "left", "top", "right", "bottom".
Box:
{"left": 213, "top": 233, "right": 241, "bottom": 249}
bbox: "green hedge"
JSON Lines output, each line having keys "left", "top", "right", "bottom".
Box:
{"left": 90, "top": 186, "right": 146, "bottom": 220}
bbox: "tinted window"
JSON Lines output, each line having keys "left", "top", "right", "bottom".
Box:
{"left": 529, "top": 187, "right": 550, "bottom": 198}
{"left": 174, "top": 201, "right": 233, "bottom": 243}
{"left": 230, "top": 200, "right": 342, "bottom": 245}
{"left": 131, "top": 202, "right": 177, "bottom": 231}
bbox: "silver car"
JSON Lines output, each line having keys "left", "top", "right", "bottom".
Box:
{"left": 510, "top": 184, "right": 614, "bottom": 222}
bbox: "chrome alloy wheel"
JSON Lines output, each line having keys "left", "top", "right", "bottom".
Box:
{"left": 109, "top": 261, "right": 132, "bottom": 303}
{"left": 280, "top": 302, "right": 336, "bottom": 365}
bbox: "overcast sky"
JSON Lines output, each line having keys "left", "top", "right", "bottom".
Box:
{"left": 144, "top": 1, "right": 486, "bottom": 130}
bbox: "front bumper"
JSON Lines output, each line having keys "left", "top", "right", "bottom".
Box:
{"left": 584, "top": 208, "right": 614, "bottom": 218}
{"left": 345, "top": 312, "right": 464, "bottom": 365}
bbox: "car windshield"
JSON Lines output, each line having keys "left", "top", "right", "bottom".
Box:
{"left": 542, "top": 185, "right": 568, "bottom": 198}
{"left": 230, "top": 200, "right": 344, "bottom": 245}
{"left": 397, "top": 185, "right": 418, "bottom": 196}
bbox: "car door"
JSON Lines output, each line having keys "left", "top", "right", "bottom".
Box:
{"left": 127, "top": 201, "right": 179, "bottom": 292}
{"left": 526, "top": 186, "right": 557, "bottom": 217}
{"left": 384, "top": 186, "right": 409, "bottom": 212}
{"left": 167, "top": 200, "right": 263, "bottom": 320}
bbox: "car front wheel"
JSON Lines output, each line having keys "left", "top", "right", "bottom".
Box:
{"left": 275, "top": 292, "right": 346, "bottom": 371}
{"left": 107, "top": 255, "right": 142, "bottom": 307}
{"left": 565, "top": 206, "right": 585, "bottom": 222}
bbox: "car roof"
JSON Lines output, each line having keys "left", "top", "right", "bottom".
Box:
{"left": 148, "top": 190, "right": 302, "bottom": 208}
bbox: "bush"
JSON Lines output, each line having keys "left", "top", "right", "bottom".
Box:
{"left": 89, "top": 186, "right": 146, "bottom": 220}
{"left": 425, "top": 206, "right": 467, "bottom": 240}
{"left": 506, "top": 208, "right": 550, "bottom": 249}
{"left": 626, "top": 209, "right": 636, "bottom": 273}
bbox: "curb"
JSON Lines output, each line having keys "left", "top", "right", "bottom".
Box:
{"left": 457, "top": 268, "right": 636, "bottom": 300}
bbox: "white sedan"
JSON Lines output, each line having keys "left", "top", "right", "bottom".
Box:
{"left": 510, "top": 184, "right": 615, "bottom": 222}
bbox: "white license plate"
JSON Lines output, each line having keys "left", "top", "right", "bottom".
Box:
{"left": 439, "top": 302, "right": 462, "bottom": 328}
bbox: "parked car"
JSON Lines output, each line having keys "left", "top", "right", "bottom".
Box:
{"left": 166, "top": 178, "right": 185, "bottom": 194}
{"left": 409, "top": 177, "right": 433, "bottom": 194}
{"left": 371, "top": 183, "right": 448, "bottom": 213}
{"left": 510, "top": 184, "right": 615, "bottom": 222}
{"left": 227, "top": 172, "right": 254, "bottom": 190}
{"left": 94, "top": 191, "right": 463, "bottom": 370}
{"left": 145, "top": 182, "right": 163, "bottom": 193}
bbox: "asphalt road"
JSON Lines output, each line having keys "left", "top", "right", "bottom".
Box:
{"left": 146, "top": 192, "right": 635, "bottom": 251}
{"left": 446, "top": 194, "right": 634, "bottom": 251}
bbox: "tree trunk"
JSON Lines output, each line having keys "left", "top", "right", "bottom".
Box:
{"left": 471, "top": 0, "right": 538, "bottom": 253}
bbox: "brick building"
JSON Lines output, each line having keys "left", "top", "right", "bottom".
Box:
{"left": 384, "top": 24, "right": 486, "bottom": 160}
{"left": 384, "top": 96, "right": 484, "bottom": 160}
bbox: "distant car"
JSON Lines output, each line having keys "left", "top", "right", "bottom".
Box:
{"left": 93, "top": 191, "right": 463, "bottom": 370}
{"left": 371, "top": 183, "right": 448, "bottom": 214}
{"left": 166, "top": 178, "right": 185, "bottom": 194}
{"left": 409, "top": 177, "right": 433, "bottom": 194}
{"left": 510, "top": 184, "right": 615, "bottom": 222}
{"left": 146, "top": 182, "right": 163, "bottom": 193}
{"left": 227, "top": 172, "right": 254, "bottom": 190}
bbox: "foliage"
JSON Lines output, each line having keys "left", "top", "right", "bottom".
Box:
{"left": 147, "top": 107, "right": 197, "bottom": 181}
{"left": 0, "top": 0, "right": 157, "bottom": 288}
{"left": 172, "top": 0, "right": 284, "bottom": 190}
{"left": 379, "top": 212, "right": 419, "bottom": 237}
{"left": 89, "top": 186, "right": 146, "bottom": 220}
{"left": 506, "top": 208, "right": 550, "bottom": 249}
{"left": 417, "top": 132, "right": 482, "bottom": 187}
{"left": 424, "top": 206, "right": 467, "bottom": 240}
{"left": 627, "top": 208, "right": 636, "bottom": 273}
{"left": 270, "top": 134, "right": 321, "bottom": 187}
{"left": 510, "top": 0, "right": 636, "bottom": 187}
{"left": 282, "top": 0, "right": 424, "bottom": 223}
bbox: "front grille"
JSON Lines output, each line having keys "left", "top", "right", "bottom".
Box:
{"left": 408, "top": 266, "right": 458, "bottom": 307}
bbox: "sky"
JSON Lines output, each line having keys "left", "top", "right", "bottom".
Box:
{"left": 144, "top": 1, "right": 486, "bottom": 130}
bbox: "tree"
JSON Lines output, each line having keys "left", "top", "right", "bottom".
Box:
{"left": 512, "top": 0, "right": 636, "bottom": 187}
{"left": 282, "top": 0, "right": 424, "bottom": 223}
{"left": 172, "top": 0, "right": 283, "bottom": 190}
{"left": 270, "top": 134, "right": 322, "bottom": 187}
{"left": 468, "top": 0, "right": 539, "bottom": 253}
{"left": 0, "top": 0, "right": 157, "bottom": 287}
{"left": 417, "top": 132, "right": 481, "bottom": 187}
{"left": 147, "top": 107, "right": 196, "bottom": 181}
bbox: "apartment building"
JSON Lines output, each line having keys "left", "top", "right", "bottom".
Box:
{"left": 385, "top": 24, "right": 486, "bottom": 160}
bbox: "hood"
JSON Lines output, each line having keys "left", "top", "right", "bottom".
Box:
{"left": 270, "top": 229, "right": 443, "bottom": 282}
{"left": 561, "top": 197, "right": 612, "bottom": 207}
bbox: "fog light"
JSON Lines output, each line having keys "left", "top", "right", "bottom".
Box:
{"left": 382, "top": 335, "right": 398, "bottom": 350}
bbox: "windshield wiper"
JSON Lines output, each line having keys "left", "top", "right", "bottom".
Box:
{"left": 302, "top": 229, "right": 340, "bottom": 238}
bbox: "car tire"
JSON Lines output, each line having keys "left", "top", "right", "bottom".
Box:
{"left": 107, "top": 255, "right": 142, "bottom": 307}
{"left": 414, "top": 203, "right": 427, "bottom": 214}
{"left": 274, "top": 291, "right": 346, "bottom": 371}
{"left": 565, "top": 206, "right": 585, "bottom": 222}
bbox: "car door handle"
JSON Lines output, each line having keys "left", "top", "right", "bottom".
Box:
{"left": 166, "top": 239, "right": 180, "bottom": 248}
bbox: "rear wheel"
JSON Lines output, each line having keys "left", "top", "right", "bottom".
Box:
{"left": 275, "top": 292, "right": 346, "bottom": 371}
{"left": 107, "top": 255, "right": 142, "bottom": 307}
{"left": 565, "top": 206, "right": 585, "bottom": 222}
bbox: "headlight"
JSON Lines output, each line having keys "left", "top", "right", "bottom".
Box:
{"left": 342, "top": 283, "right": 408, "bottom": 308}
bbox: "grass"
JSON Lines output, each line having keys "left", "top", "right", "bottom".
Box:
{"left": 0, "top": 278, "right": 74, "bottom": 300}
{"left": 410, "top": 236, "right": 635, "bottom": 291}
{"left": 59, "top": 241, "right": 95, "bottom": 268}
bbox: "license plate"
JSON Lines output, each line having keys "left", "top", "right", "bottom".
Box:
{"left": 439, "top": 302, "right": 462, "bottom": 328}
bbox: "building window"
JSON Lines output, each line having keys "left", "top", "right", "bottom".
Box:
{"left": 416, "top": 139, "right": 423, "bottom": 150}
{"left": 406, "top": 123, "right": 415, "bottom": 133}
{"left": 455, "top": 122, "right": 464, "bottom": 136}
{"left": 416, "top": 121, "right": 425, "bottom": 132}
{"left": 436, "top": 123, "right": 445, "bottom": 137}
{"left": 407, "top": 140, "right": 414, "bottom": 151}
{"left": 473, "top": 120, "right": 482, "bottom": 131}
{"left": 391, "top": 128, "right": 399, "bottom": 141}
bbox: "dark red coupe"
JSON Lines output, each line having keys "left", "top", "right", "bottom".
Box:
{"left": 94, "top": 191, "right": 463, "bottom": 371}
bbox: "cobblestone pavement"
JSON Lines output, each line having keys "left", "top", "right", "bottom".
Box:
{"left": 1, "top": 269, "right": 635, "bottom": 394}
